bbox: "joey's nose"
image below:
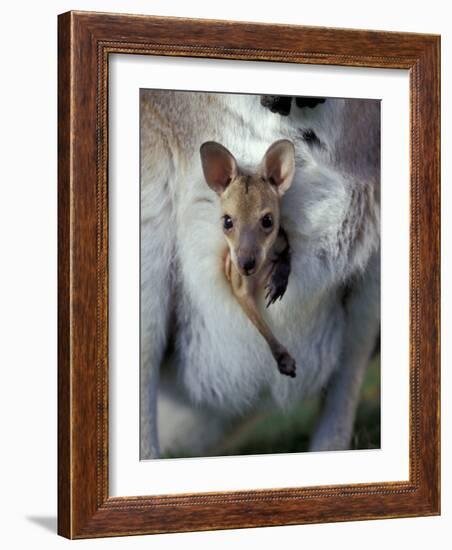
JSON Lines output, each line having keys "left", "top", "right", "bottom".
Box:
{"left": 240, "top": 257, "right": 256, "bottom": 275}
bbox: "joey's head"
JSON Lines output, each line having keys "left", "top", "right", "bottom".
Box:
{"left": 200, "top": 139, "right": 295, "bottom": 277}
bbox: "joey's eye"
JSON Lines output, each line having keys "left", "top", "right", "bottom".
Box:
{"left": 223, "top": 215, "right": 233, "bottom": 230}
{"left": 261, "top": 213, "right": 273, "bottom": 230}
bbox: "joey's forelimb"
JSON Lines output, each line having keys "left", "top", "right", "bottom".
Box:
{"left": 224, "top": 229, "right": 296, "bottom": 378}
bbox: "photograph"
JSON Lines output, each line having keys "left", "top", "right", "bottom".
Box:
{"left": 140, "top": 90, "right": 381, "bottom": 460}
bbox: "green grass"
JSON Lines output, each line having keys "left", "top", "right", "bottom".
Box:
{"left": 351, "top": 357, "right": 381, "bottom": 450}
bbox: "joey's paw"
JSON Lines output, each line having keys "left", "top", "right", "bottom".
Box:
{"left": 265, "top": 267, "right": 289, "bottom": 307}
{"left": 276, "top": 351, "right": 296, "bottom": 378}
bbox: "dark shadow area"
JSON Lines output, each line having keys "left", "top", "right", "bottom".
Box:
{"left": 26, "top": 516, "right": 57, "bottom": 534}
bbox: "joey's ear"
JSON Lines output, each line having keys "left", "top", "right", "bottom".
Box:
{"left": 261, "top": 139, "right": 295, "bottom": 196}
{"left": 200, "top": 142, "right": 238, "bottom": 195}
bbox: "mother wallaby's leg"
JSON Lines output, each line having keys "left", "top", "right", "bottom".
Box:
{"left": 140, "top": 105, "right": 176, "bottom": 458}
{"left": 140, "top": 205, "right": 174, "bottom": 459}
{"left": 309, "top": 252, "right": 380, "bottom": 452}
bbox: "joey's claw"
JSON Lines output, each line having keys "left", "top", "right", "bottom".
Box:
{"left": 265, "top": 277, "right": 288, "bottom": 308}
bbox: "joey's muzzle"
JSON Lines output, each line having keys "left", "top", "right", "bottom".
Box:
{"left": 238, "top": 256, "right": 257, "bottom": 276}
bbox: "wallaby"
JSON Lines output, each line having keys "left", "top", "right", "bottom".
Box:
{"left": 200, "top": 140, "right": 297, "bottom": 377}
{"left": 140, "top": 90, "right": 380, "bottom": 458}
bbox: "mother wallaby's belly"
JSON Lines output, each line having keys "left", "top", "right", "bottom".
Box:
{"left": 174, "top": 227, "right": 344, "bottom": 412}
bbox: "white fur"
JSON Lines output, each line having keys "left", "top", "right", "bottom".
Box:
{"left": 140, "top": 91, "right": 380, "bottom": 457}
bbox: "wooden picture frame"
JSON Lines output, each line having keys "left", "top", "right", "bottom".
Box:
{"left": 58, "top": 10, "right": 440, "bottom": 539}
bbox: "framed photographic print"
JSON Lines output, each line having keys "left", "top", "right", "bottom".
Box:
{"left": 58, "top": 11, "right": 440, "bottom": 538}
